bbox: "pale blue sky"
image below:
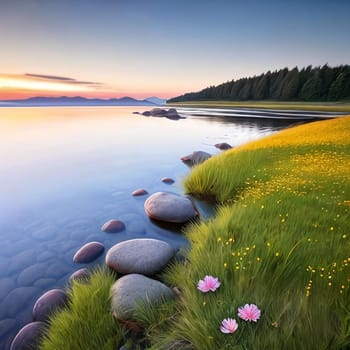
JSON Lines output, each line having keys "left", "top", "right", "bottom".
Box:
{"left": 1, "top": 0, "right": 349, "bottom": 98}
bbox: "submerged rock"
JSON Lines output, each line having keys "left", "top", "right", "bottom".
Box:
{"left": 215, "top": 142, "right": 232, "bottom": 150}
{"left": 106, "top": 238, "right": 175, "bottom": 275}
{"left": 144, "top": 191, "right": 197, "bottom": 223}
{"left": 32, "top": 289, "right": 67, "bottom": 322}
{"left": 73, "top": 242, "right": 104, "bottom": 263}
{"left": 181, "top": 151, "right": 211, "bottom": 166}
{"left": 110, "top": 274, "right": 175, "bottom": 320}
{"left": 10, "top": 321, "right": 46, "bottom": 350}
{"left": 139, "top": 108, "right": 184, "bottom": 120}
{"left": 101, "top": 219, "right": 126, "bottom": 233}
{"left": 150, "top": 108, "right": 167, "bottom": 117}
{"left": 131, "top": 189, "right": 148, "bottom": 196}
{"left": 69, "top": 268, "right": 90, "bottom": 282}
{"left": 161, "top": 177, "right": 175, "bottom": 184}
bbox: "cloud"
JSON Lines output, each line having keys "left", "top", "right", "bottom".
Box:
{"left": 25, "top": 73, "right": 104, "bottom": 86}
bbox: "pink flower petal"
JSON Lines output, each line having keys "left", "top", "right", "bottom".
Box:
{"left": 238, "top": 303, "right": 261, "bottom": 322}
{"left": 197, "top": 275, "right": 221, "bottom": 293}
{"left": 220, "top": 318, "right": 238, "bottom": 333}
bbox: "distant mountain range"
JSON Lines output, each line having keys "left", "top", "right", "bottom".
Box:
{"left": 0, "top": 96, "right": 167, "bottom": 107}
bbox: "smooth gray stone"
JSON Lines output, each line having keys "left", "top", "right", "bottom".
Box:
{"left": 215, "top": 142, "right": 232, "bottom": 150}
{"left": 150, "top": 108, "right": 167, "bottom": 117}
{"left": 106, "top": 238, "right": 175, "bottom": 275}
{"left": 101, "top": 219, "right": 126, "bottom": 233}
{"left": 32, "top": 289, "right": 67, "bottom": 322}
{"left": 73, "top": 241, "right": 104, "bottom": 263}
{"left": 131, "top": 189, "right": 148, "bottom": 196}
{"left": 144, "top": 192, "right": 197, "bottom": 223}
{"left": 69, "top": 268, "right": 90, "bottom": 282}
{"left": 181, "top": 150, "right": 211, "bottom": 166}
{"left": 161, "top": 177, "right": 175, "bottom": 184}
{"left": 111, "top": 274, "right": 175, "bottom": 320}
{"left": 10, "top": 321, "right": 46, "bottom": 350}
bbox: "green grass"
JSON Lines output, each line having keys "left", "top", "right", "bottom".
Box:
{"left": 40, "top": 268, "right": 126, "bottom": 350}
{"left": 39, "top": 118, "right": 350, "bottom": 349}
{"left": 149, "top": 117, "right": 350, "bottom": 349}
{"left": 167, "top": 100, "right": 350, "bottom": 112}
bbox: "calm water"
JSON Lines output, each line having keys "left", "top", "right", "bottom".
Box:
{"left": 0, "top": 106, "right": 306, "bottom": 348}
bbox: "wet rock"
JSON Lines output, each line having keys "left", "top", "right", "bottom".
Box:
{"left": 106, "top": 238, "right": 175, "bottom": 275}
{"left": 161, "top": 177, "right": 175, "bottom": 184}
{"left": 111, "top": 274, "right": 175, "bottom": 320}
{"left": 4, "top": 287, "right": 40, "bottom": 316}
{"left": 33, "top": 289, "right": 67, "bottom": 322}
{"left": 165, "top": 108, "right": 184, "bottom": 120}
{"left": 10, "top": 321, "right": 46, "bottom": 350}
{"left": 140, "top": 108, "right": 184, "bottom": 120}
{"left": 131, "top": 189, "right": 148, "bottom": 196}
{"left": 101, "top": 219, "right": 126, "bottom": 233}
{"left": 69, "top": 268, "right": 90, "bottom": 282}
{"left": 73, "top": 242, "right": 104, "bottom": 263}
{"left": 181, "top": 151, "right": 211, "bottom": 166}
{"left": 144, "top": 192, "right": 197, "bottom": 223}
{"left": 215, "top": 142, "right": 232, "bottom": 150}
{"left": 150, "top": 108, "right": 167, "bottom": 117}
{"left": 0, "top": 318, "right": 16, "bottom": 337}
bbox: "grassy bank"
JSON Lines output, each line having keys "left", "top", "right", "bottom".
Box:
{"left": 167, "top": 100, "right": 350, "bottom": 112}
{"left": 40, "top": 268, "right": 127, "bottom": 350}
{"left": 39, "top": 117, "right": 350, "bottom": 349}
{"left": 151, "top": 116, "right": 350, "bottom": 349}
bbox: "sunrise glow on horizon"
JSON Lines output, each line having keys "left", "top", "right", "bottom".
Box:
{"left": 0, "top": 74, "right": 178, "bottom": 100}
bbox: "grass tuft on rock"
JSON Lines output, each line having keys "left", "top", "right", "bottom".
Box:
{"left": 40, "top": 267, "right": 126, "bottom": 350}
{"left": 150, "top": 116, "right": 350, "bottom": 349}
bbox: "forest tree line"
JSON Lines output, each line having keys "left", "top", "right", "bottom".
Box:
{"left": 168, "top": 64, "right": 350, "bottom": 102}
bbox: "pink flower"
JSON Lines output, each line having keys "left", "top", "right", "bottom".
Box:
{"left": 220, "top": 318, "right": 238, "bottom": 333}
{"left": 237, "top": 304, "right": 261, "bottom": 322}
{"left": 197, "top": 275, "right": 221, "bottom": 293}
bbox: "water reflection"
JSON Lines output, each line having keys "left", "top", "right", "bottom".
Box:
{"left": 0, "top": 106, "right": 302, "bottom": 348}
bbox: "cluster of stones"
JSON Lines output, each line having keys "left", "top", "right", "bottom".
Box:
{"left": 10, "top": 289, "right": 68, "bottom": 350}
{"left": 9, "top": 142, "right": 232, "bottom": 349}
{"left": 134, "top": 108, "right": 185, "bottom": 120}
{"left": 107, "top": 190, "right": 199, "bottom": 325}
{"left": 9, "top": 174, "right": 199, "bottom": 349}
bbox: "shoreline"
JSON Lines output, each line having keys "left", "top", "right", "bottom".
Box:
{"left": 167, "top": 100, "right": 350, "bottom": 113}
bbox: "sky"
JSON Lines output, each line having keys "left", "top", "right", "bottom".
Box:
{"left": 0, "top": 0, "right": 349, "bottom": 100}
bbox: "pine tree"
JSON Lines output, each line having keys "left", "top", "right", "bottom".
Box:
{"left": 280, "top": 67, "right": 299, "bottom": 100}
{"left": 299, "top": 70, "right": 322, "bottom": 101}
